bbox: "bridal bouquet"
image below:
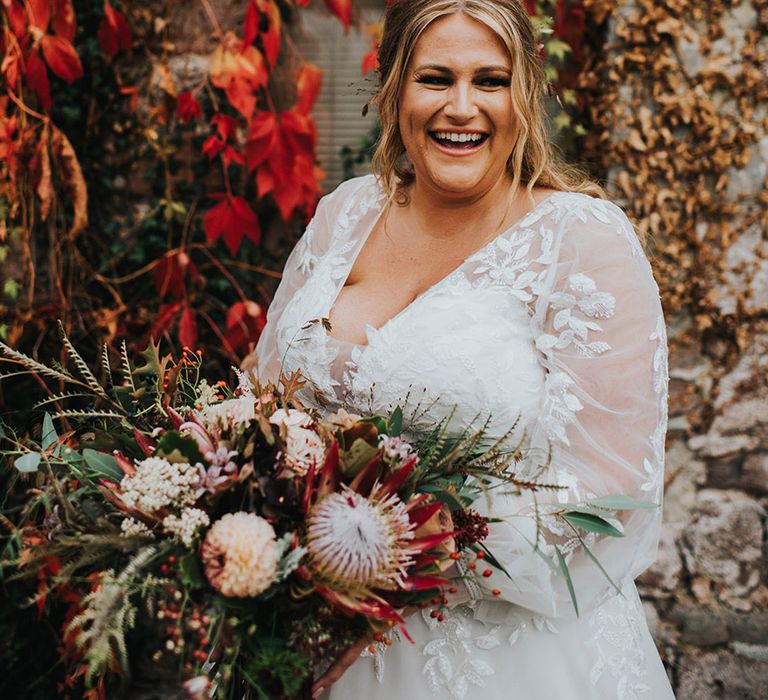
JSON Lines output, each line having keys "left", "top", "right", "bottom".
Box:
{"left": 0, "top": 330, "right": 536, "bottom": 699}
{"left": 0, "top": 329, "right": 643, "bottom": 698}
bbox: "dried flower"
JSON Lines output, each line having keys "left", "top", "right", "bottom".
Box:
{"left": 269, "top": 408, "right": 325, "bottom": 476}
{"left": 412, "top": 503, "right": 455, "bottom": 571}
{"left": 120, "top": 517, "right": 154, "bottom": 539}
{"left": 327, "top": 408, "right": 362, "bottom": 428}
{"left": 183, "top": 675, "right": 214, "bottom": 699}
{"left": 452, "top": 508, "right": 489, "bottom": 551}
{"left": 201, "top": 512, "right": 278, "bottom": 597}
{"left": 163, "top": 508, "right": 210, "bottom": 547}
{"left": 306, "top": 487, "right": 417, "bottom": 590}
{"left": 120, "top": 457, "right": 199, "bottom": 513}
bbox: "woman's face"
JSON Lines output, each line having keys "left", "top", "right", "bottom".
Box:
{"left": 398, "top": 12, "right": 517, "bottom": 201}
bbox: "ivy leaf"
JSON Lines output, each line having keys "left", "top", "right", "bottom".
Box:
{"left": 203, "top": 195, "right": 262, "bottom": 256}
{"left": 223, "top": 300, "right": 265, "bottom": 356}
{"left": 98, "top": 0, "right": 132, "bottom": 58}
{"left": 295, "top": 63, "right": 322, "bottom": 115}
{"left": 15, "top": 452, "right": 41, "bottom": 473}
{"left": 41, "top": 34, "right": 83, "bottom": 82}
{"left": 178, "top": 305, "right": 198, "bottom": 350}
{"left": 323, "top": 0, "right": 351, "bottom": 32}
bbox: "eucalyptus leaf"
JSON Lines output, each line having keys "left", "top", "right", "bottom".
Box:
{"left": 587, "top": 495, "right": 658, "bottom": 510}
{"left": 554, "top": 545, "right": 579, "bottom": 617}
{"left": 14, "top": 452, "right": 41, "bottom": 473}
{"left": 562, "top": 512, "right": 624, "bottom": 538}
{"left": 42, "top": 413, "right": 58, "bottom": 451}
{"left": 82, "top": 449, "right": 124, "bottom": 482}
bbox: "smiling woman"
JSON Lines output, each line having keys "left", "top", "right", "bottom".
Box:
{"left": 252, "top": 1, "right": 676, "bottom": 698}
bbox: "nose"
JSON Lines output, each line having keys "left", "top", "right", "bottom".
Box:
{"left": 443, "top": 81, "right": 479, "bottom": 121}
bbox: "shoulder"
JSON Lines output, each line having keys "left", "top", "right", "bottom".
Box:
{"left": 549, "top": 191, "right": 644, "bottom": 258}
{"left": 316, "top": 173, "right": 382, "bottom": 215}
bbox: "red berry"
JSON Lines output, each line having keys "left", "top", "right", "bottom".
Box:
{"left": 476, "top": 551, "right": 485, "bottom": 559}
{"left": 430, "top": 610, "right": 439, "bottom": 619}
{"left": 482, "top": 569, "right": 493, "bottom": 578}
{"left": 437, "top": 614, "right": 444, "bottom": 622}
{"left": 448, "top": 586, "right": 458, "bottom": 594}
{"left": 492, "top": 589, "right": 501, "bottom": 597}
{"left": 468, "top": 562, "right": 476, "bottom": 571}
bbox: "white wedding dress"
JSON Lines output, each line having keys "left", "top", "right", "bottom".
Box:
{"left": 255, "top": 174, "right": 675, "bottom": 699}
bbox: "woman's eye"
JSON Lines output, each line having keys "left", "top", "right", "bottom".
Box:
{"left": 477, "top": 76, "right": 511, "bottom": 88}
{"left": 415, "top": 75, "right": 451, "bottom": 86}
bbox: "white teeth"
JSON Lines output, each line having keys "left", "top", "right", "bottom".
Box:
{"left": 434, "top": 131, "right": 484, "bottom": 143}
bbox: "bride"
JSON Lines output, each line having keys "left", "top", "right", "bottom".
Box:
{"left": 254, "top": 0, "right": 675, "bottom": 697}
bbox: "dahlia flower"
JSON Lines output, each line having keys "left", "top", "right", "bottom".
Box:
{"left": 201, "top": 512, "right": 278, "bottom": 597}
{"left": 306, "top": 487, "right": 417, "bottom": 590}
{"left": 269, "top": 408, "right": 325, "bottom": 476}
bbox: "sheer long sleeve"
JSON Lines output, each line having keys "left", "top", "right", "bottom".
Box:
{"left": 465, "top": 199, "right": 668, "bottom": 621}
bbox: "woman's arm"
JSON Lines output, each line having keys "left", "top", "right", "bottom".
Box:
{"left": 459, "top": 198, "right": 668, "bottom": 620}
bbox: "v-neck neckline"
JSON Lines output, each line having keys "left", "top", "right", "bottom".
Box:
{"left": 325, "top": 184, "right": 562, "bottom": 347}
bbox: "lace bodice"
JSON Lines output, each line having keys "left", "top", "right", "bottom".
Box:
{"left": 255, "top": 174, "right": 668, "bottom": 620}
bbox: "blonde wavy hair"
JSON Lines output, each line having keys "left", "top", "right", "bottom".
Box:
{"left": 371, "top": 0, "right": 604, "bottom": 202}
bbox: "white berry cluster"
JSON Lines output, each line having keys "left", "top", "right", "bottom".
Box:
{"left": 120, "top": 457, "right": 200, "bottom": 513}
{"left": 163, "top": 508, "right": 210, "bottom": 547}
{"left": 120, "top": 517, "right": 154, "bottom": 538}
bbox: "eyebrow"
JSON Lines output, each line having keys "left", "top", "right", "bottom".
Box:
{"left": 413, "top": 63, "right": 511, "bottom": 74}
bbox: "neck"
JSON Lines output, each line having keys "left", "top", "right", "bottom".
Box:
{"left": 403, "top": 176, "right": 520, "bottom": 240}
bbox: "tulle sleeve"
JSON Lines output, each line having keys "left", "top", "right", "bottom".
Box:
{"left": 462, "top": 198, "right": 669, "bottom": 621}
{"left": 251, "top": 193, "right": 336, "bottom": 384}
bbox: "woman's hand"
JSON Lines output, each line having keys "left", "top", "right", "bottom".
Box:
{"left": 311, "top": 636, "right": 370, "bottom": 698}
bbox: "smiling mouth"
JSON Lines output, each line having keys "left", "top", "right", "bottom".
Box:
{"left": 429, "top": 131, "right": 489, "bottom": 150}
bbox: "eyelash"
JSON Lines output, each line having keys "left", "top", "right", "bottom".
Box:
{"left": 414, "top": 75, "right": 510, "bottom": 89}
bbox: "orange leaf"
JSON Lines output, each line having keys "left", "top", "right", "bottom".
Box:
{"left": 41, "top": 34, "right": 83, "bottom": 82}
{"left": 51, "top": 126, "right": 88, "bottom": 238}
{"left": 361, "top": 47, "right": 378, "bottom": 75}
{"left": 52, "top": 0, "right": 77, "bottom": 41}
{"left": 5, "top": 0, "right": 27, "bottom": 38}
{"left": 243, "top": 0, "right": 260, "bottom": 46}
{"left": 225, "top": 77, "right": 256, "bottom": 120}
{"left": 295, "top": 63, "right": 322, "bottom": 115}
{"left": 203, "top": 195, "right": 261, "bottom": 255}
{"left": 261, "top": 0, "right": 281, "bottom": 68}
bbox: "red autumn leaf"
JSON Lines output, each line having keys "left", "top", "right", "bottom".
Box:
{"left": 175, "top": 91, "right": 201, "bottom": 124}
{"left": 178, "top": 305, "right": 198, "bottom": 349}
{"left": 202, "top": 135, "right": 225, "bottom": 160}
{"left": 5, "top": 0, "right": 27, "bottom": 38}
{"left": 295, "top": 63, "right": 322, "bottom": 115}
{"left": 223, "top": 299, "right": 265, "bottom": 355}
{"left": 243, "top": 0, "right": 260, "bottom": 47}
{"left": 203, "top": 195, "right": 261, "bottom": 256}
{"left": 97, "top": 0, "right": 132, "bottom": 58}
{"left": 211, "top": 37, "right": 267, "bottom": 91}
{"left": 245, "top": 111, "right": 277, "bottom": 170}
{"left": 41, "top": 34, "right": 83, "bottom": 82}
{"left": 221, "top": 145, "right": 244, "bottom": 169}
{"left": 151, "top": 302, "right": 183, "bottom": 340}
{"left": 27, "top": 0, "right": 51, "bottom": 31}
{"left": 154, "top": 250, "right": 201, "bottom": 299}
{"left": 120, "top": 84, "right": 138, "bottom": 112}
{"left": 361, "top": 47, "right": 378, "bottom": 75}
{"left": 211, "top": 112, "right": 239, "bottom": 141}
{"left": 324, "top": 0, "right": 351, "bottom": 32}
{"left": 52, "top": 0, "right": 76, "bottom": 41}
{"left": 225, "top": 78, "right": 256, "bottom": 121}
{"left": 26, "top": 50, "right": 52, "bottom": 112}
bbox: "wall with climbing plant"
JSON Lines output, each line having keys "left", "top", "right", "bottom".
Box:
{"left": 580, "top": 1, "right": 767, "bottom": 697}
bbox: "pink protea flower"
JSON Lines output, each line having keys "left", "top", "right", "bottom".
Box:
{"left": 306, "top": 486, "right": 417, "bottom": 590}
{"left": 201, "top": 512, "right": 279, "bottom": 597}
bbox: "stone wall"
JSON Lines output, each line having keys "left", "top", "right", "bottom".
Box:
{"left": 582, "top": 1, "right": 768, "bottom": 697}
